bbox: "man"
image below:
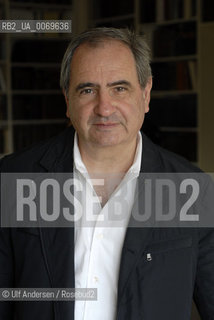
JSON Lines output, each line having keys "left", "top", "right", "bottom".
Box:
{"left": 0, "top": 27, "right": 214, "bottom": 320}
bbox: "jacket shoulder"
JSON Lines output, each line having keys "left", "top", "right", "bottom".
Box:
{"left": 0, "top": 127, "right": 75, "bottom": 172}
{"left": 142, "top": 134, "right": 201, "bottom": 173}
{"left": 158, "top": 145, "right": 201, "bottom": 172}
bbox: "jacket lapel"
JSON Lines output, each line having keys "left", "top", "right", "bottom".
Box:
{"left": 40, "top": 227, "right": 75, "bottom": 319}
{"left": 38, "top": 127, "right": 75, "bottom": 319}
{"left": 117, "top": 133, "right": 164, "bottom": 311}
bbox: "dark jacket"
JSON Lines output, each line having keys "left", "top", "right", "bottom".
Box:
{"left": 0, "top": 127, "right": 214, "bottom": 320}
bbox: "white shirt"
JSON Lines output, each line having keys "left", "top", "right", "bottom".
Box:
{"left": 74, "top": 132, "right": 142, "bottom": 320}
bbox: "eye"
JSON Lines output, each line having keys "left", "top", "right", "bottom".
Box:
{"left": 115, "top": 86, "right": 127, "bottom": 92}
{"left": 80, "top": 88, "right": 94, "bottom": 95}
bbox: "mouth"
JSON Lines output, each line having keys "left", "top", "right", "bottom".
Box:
{"left": 94, "top": 122, "right": 118, "bottom": 126}
{"left": 92, "top": 123, "right": 119, "bottom": 129}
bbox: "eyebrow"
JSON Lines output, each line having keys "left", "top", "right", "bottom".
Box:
{"left": 107, "top": 80, "right": 132, "bottom": 87}
{"left": 75, "top": 82, "right": 99, "bottom": 92}
{"left": 75, "top": 80, "right": 132, "bottom": 92}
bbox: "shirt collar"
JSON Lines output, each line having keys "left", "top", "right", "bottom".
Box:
{"left": 73, "top": 132, "right": 142, "bottom": 176}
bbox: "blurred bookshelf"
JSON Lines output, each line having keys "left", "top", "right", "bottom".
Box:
{"left": 143, "top": 13, "right": 198, "bottom": 163}
{"left": 0, "top": 0, "right": 74, "bottom": 158}
{"left": 0, "top": 0, "right": 9, "bottom": 157}
{"left": 90, "top": 0, "right": 214, "bottom": 171}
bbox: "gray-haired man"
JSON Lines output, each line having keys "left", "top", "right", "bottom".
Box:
{"left": 0, "top": 28, "right": 214, "bottom": 320}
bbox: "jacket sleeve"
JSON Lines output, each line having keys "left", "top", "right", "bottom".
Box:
{"left": 0, "top": 157, "right": 14, "bottom": 319}
{"left": 193, "top": 176, "right": 214, "bottom": 319}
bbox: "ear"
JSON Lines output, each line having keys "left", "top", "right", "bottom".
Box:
{"left": 143, "top": 77, "right": 153, "bottom": 113}
{"left": 63, "top": 89, "right": 70, "bottom": 118}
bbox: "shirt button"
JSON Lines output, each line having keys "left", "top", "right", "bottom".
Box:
{"left": 93, "top": 276, "right": 99, "bottom": 283}
{"left": 96, "top": 233, "right": 104, "bottom": 239}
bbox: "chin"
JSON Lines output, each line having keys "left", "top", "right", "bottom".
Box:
{"left": 92, "top": 137, "right": 123, "bottom": 147}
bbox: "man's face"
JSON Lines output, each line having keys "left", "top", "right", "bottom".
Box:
{"left": 64, "top": 40, "right": 152, "bottom": 150}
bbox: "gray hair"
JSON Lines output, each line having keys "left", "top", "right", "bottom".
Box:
{"left": 60, "top": 27, "right": 152, "bottom": 96}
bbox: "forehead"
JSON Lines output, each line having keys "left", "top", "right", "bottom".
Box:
{"left": 69, "top": 40, "right": 138, "bottom": 80}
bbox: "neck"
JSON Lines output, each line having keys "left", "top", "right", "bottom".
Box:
{"left": 79, "top": 139, "right": 138, "bottom": 176}
{"left": 77, "top": 137, "right": 139, "bottom": 207}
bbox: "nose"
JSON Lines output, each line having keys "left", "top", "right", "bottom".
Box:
{"left": 94, "top": 90, "right": 116, "bottom": 117}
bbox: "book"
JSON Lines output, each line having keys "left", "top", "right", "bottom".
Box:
{"left": 0, "top": 95, "right": 7, "bottom": 120}
{"left": 184, "top": 0, "right": 192, "bottom": 19}
{"left": 3, "top": 128, "right": 9, "bottom": 154}
{"left": 156, "top": 0, "right": 165, "bottom": 22}
{"left": 141, "top": 0, "right": 156, "bottom": 23}
{"left": 188, "top": 61, "right": 197, "bottom": 90}
{"left": 0, "top": 68, "right": 6, "bottom": 92}
{"left": 0, "top": 129, "right": 4, "bottom": 154}
{"left": 165, "top": 0, "right": 183, "bottom": 20}
{"left": 176, "top": 61, "right": 191, "bottom": 90}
